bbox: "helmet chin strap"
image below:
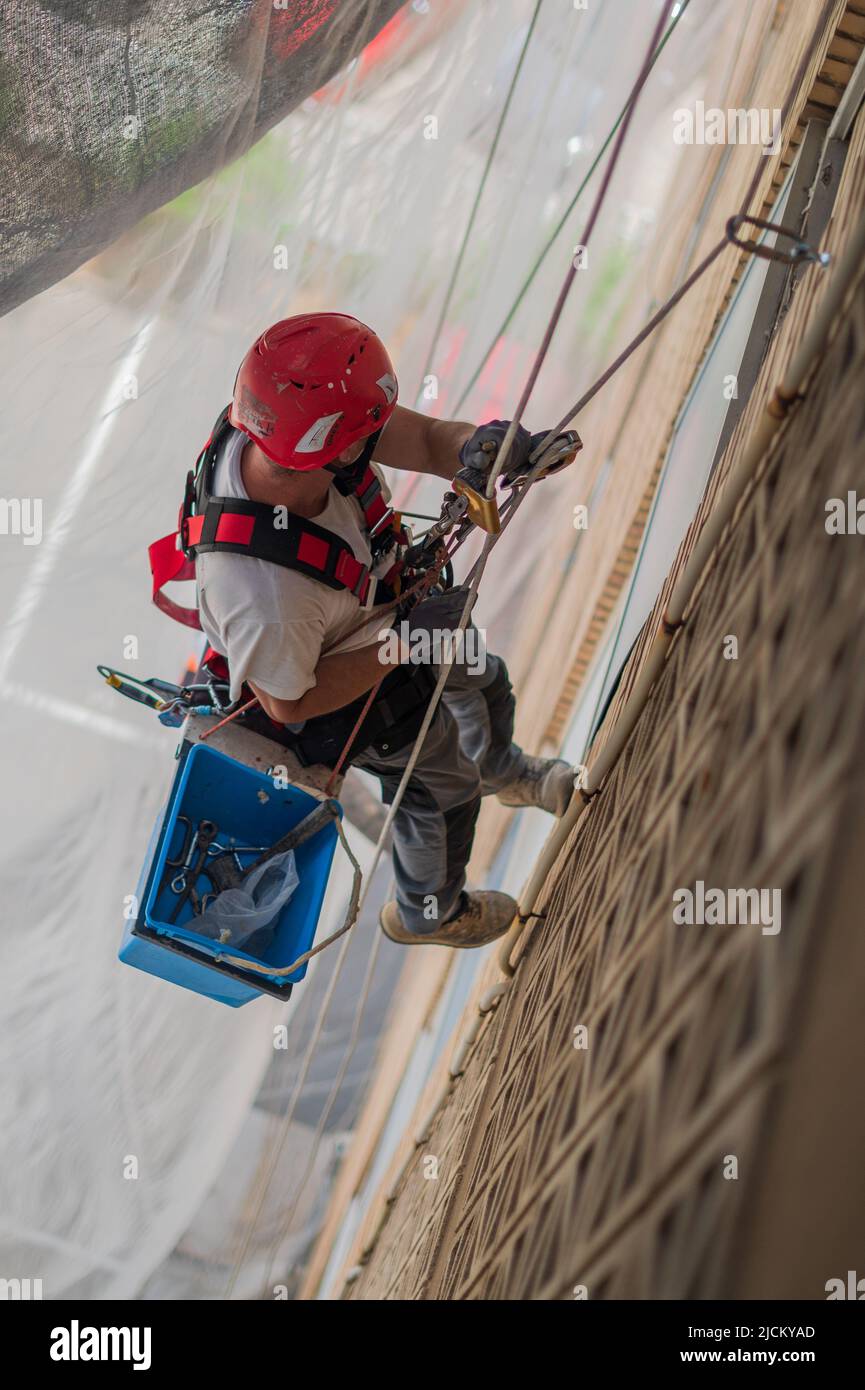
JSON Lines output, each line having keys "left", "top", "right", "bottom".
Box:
{"left": 326, "top": 426, "right": 383, "bottom": 494}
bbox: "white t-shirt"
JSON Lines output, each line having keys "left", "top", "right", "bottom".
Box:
{"left": 196, "top": 428, "right": 396, "bottom": 703}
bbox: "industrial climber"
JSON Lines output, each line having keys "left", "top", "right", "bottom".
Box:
{"left": 179, "top": 313, "right": 576, "bottom": 949}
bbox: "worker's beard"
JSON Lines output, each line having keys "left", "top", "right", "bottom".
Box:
{"left": 270, "top": 462, "right": 312, "bottom": 478}
{"left": 325, "top": 455, "right": 365, "bottom": 484}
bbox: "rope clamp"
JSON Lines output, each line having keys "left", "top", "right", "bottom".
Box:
{"left": 453, "top": 469, "right": 502, "bottom": 534}
{"left": 725, "top": 215, "right": 831, "bottom": 267}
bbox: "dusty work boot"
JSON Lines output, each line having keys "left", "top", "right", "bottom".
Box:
{"left": 380, "top": 891, "right": 517, "bottom": 949}
{"left": 496, "top": 755, "right": 575, "bottom": 817}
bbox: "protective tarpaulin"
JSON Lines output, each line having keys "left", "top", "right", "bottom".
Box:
{"left": 0, "top": 0, "right": 752, "bottom": 1298}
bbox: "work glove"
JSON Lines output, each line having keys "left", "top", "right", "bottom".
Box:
{"left": 459, "top": 420, "right": 533, "bottom": 481}
{"left": 459, "top": 420, "right": 581, "bottom": 481}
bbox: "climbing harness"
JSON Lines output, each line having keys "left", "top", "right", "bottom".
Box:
{"left": 142, "top": 402, "right": 454, "bottom": 770}
{"left": 150, "top": 406, "right": 406, "bottom": 628}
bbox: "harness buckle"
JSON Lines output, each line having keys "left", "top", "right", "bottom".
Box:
{"left": 179, "top": 468, "right": 198, "bottom": 558}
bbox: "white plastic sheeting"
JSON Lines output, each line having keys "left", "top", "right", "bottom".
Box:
{"left": 0, "top": 0, "right": 754, "bottom": 1298}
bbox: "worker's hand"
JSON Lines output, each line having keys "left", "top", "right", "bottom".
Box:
{"left": 459, "top": 420, "right": 580, "bottom": 481}
{"left": 459, "top": 420, "right": 533, "bottom": 480}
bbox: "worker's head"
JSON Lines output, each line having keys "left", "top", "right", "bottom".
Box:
{"left": 229, "top": 313, "right": 397, "bottom": 471}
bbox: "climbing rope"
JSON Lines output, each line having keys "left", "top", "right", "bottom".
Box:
{"left": 307, "top": 0, "right": 684, "bottom": 900}
{"left": 484, "top": 1, "right": 675, "bottom": 496}
{"left": 258, "top": 889, "right": 389, "bottom": 1294}
{"left": 413, "top": 0, "right": 547, "bottom": 408}
{"left": 223, "top": 903, "right": 361, "bottom": 1299}
{"left": 527, "top": 0, "right": 837, "bottom": 460}
{"left": 452, "top": 0, "right": 693, "bottom": 416}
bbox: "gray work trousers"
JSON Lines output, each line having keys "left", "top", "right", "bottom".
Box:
{"left": 354, "top": 642, "right": 527, "bottom": 934}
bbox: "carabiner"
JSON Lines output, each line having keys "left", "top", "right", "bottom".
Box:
{"left": 726, "top": 214, "right": 830, "bottom": 267}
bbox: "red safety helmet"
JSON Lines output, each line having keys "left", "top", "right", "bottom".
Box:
{"left": 229, "top": 312, "right": 399, "bottom": 470}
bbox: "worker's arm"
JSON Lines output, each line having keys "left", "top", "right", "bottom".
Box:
{"left": 375, "top": 404, "right": 474, "bottom": 480}
{"left": 249, "top": 640, "right": 399, "bottom": 725}
{"left": 246, "top": 588, "right": 474, "bottom": 725}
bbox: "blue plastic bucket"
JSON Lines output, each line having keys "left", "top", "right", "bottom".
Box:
{"left": 120, "top": 742, "right": 340, "bottom": 1007}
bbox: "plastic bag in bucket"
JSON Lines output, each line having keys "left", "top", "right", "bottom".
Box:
{"left": 193, "top": 849, "right": 300, "bottom": 959}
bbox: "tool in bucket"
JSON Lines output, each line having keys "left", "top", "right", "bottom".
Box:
{"left": 193, "top": 851, "right": 301, "bottom": 955}
{"left": 203, "top": 799, "right": 342, "bottom": 895}
{"left": 159, "top": 800, "right": 343, "bottom": 958}
{"left": 168, "top": 819, "right": 219, "bottom": 923}
{"left": 195, "top": 799, "right": 359, "bottom": 971}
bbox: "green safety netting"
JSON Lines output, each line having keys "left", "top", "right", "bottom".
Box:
{"left": 1, "top": 0, "right": 405, "bottom": 316}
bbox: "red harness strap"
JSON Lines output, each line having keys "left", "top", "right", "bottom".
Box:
{"left": 149, "top": 529, "right": 202, "bottom": 629}
{"left": 148, "top": 411, "right": 404, "bottom": 630}
{"left": 353, "top": 464, "right": 390, "bottom": 534}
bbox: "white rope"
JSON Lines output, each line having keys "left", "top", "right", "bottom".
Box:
{"left": 223, "top": 911, "right": 359, "bottom": 1299}
{"left": 259, "top": 889, "right": 389, "bottom": 1294}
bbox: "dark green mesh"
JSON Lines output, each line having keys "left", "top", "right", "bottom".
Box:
{"left": 0, "top": 0, "right": 405, "bottom": 316}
